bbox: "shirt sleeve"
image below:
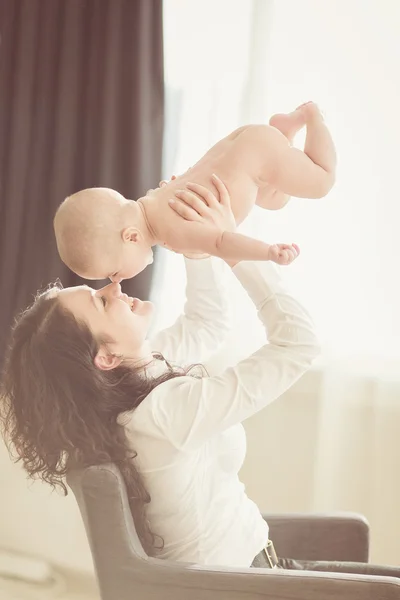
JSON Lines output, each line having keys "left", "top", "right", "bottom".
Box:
{"left": 149, "top": 256, "right": 231, "bottom": 364}
{"left": 149, "top": 261, "right": 321, "bottom": 451}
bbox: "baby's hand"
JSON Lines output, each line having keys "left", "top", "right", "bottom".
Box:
{"left": 159, "top": 175, "right": 177, "bottom": 187}
{"left": 269, "top": 243, "right": 300, "bottom": 265}
{"left": 146, "top": 175, "right": 177, "bottom": 195}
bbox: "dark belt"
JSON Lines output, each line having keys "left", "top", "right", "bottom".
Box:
{"left": 251, "top": 539, "right": 280, "bottom": 569}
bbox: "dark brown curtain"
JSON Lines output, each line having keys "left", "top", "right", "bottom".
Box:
{"left": 0, "top": 0, "right": 164, "bottom": 365}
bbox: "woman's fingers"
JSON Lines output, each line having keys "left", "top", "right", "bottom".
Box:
{"left": 210, "top": 173, "right": 230, "bottom": 206}
{"left": 168, "top": 198, "right": 203, "bottom": 221}
{"left": 173, "top": 189, "right": 212, "bottom": 216}
{"left": 184, "top": 182, "right": 220, "bottom": 210}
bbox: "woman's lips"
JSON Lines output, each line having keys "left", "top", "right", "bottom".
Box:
{"left": 119, "top": 292, "right": 141, "bottom": 312}
{"left": 130, "top": 298, "right": 140, "bottom": 312}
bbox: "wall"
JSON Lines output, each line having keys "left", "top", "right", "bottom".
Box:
{"left": 0, "top": 442, "right": 94, "bottom": 573}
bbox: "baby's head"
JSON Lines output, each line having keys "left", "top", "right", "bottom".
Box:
{"left": 54, "top": 188, "right": 153, "bottom": 282}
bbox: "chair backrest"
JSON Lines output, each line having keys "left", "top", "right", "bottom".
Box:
{"left": 67, "top": 463, "right": 154, "bottom": 600}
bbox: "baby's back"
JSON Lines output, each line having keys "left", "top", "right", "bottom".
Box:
{"left": 147, "top": 126, "right": 262, "bottom": 234}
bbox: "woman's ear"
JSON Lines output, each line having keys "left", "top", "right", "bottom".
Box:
{"left": 94, "top": 347, "right": 122, "bottom": 371}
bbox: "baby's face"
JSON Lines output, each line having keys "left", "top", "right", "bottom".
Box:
{"left": 83, "top": 241, "right": 153, "bottom": 282}
{"left": 107, "top": 242, "right": 154, "bottom": 283}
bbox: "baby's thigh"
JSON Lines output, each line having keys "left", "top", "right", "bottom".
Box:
{"left": 231, "top": 124, "right": 287, "bottom": 185}
{"left": 256, "top": 185, "right": 290, "bottom": 210}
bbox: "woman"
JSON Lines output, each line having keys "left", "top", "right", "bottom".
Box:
{"left": 2, "top": 180, "right": 397, "bottom": 578}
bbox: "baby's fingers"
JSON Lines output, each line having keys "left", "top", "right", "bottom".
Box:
{"left": 284, "top": 247, "right": 299, "bottom": 264}
{"left": 279, "top": 243, "right": 300, "bottom": 260}
{"left": 159, "top": 175, "right": 177, "bottom": 187}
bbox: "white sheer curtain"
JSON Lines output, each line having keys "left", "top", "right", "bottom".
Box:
{"left": 161, "top": 0, "right": 400, "bottom": 366}
{"left": 262, "top": 1, "right": 400, "bottom": 566}
{"left": 263, "top": 0, "right": 400, "bottom": 366}
{"left": 157, "top": 0, "right": 274, "bottom": 341}
{"left": 161, "top": 0, "right": 400, "bottom": 565}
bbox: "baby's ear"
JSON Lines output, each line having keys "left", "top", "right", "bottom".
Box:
{"left": 121, "top": 226, "right": 140, "bottom": 243}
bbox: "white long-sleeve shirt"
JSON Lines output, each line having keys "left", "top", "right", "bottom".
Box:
{"left": 121, "top": 257, "right": 320, "bottom": 568}
{"left": 150, "top": 256, "right": 231, "bottom": 364}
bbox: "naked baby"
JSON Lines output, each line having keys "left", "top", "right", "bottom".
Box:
{"left": 54, "top": 102, "right": 336, "bottom": 281}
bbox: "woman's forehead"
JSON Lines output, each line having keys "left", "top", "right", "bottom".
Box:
{"left": 59, "top": 285, "right": 93, "bottom": 296}
{"left": 57, "top": 286, "right": 94, "bottom": 308}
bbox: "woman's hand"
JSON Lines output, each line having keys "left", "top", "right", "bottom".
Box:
{"left": 168, "top": 174, "right": 236, "bottom": 234}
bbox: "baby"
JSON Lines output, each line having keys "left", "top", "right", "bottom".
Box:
{"left": 54, "top": 102, "right": 336, "bottom": 281}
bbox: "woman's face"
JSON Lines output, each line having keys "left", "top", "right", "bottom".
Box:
{"left": 58, "top": 282, "right": 154, "bottom": 363}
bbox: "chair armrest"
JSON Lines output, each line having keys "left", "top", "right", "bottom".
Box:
{"left": 263, "top": 512, "right": 370, "bottom": 562}
{"left": 131, "top": 560, "right": 400, "bottom": 600}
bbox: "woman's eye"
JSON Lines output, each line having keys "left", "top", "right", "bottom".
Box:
{"left": 100, "top": 296, "right": 107, "bottom": 307}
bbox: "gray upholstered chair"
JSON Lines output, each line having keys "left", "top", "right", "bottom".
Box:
{"left": 67, "top": 463, "right": 400, "bottom": 600}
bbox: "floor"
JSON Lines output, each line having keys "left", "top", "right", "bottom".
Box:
{"left": 0, "top": 568, "right": 99, "bottom": 600}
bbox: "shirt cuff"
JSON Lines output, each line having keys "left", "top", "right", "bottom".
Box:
{"left": 232, "top": 261, "right": 284, "bottom": 308}
{"left": 184, "top": 255, "right": 227, "bottom": 281}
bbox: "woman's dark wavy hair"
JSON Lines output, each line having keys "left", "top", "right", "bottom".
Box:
{"left": 0, "top": 282, "right": 198, "bottom": 555}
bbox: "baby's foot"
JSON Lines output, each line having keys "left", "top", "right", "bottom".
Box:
{"left": 295, "top": 100, "right": 324, "bottom": 122}
{"left": 269, "top": 109, "right": 307, "bottom": 142}
{"left": 269, "top": 101, "right": 323, "bottom": 141}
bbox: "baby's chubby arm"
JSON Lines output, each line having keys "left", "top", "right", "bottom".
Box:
{"left": 215, "top": 232, "right": 299, "bottom": 266}
{"left": 171, "top": 222, "right": 299, "bottom": 266}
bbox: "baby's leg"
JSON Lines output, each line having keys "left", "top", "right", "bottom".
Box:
{"left": 254, "top": 102, "right": 336, "bottom": 199}
{"left": 269, "top": 108, "right": 306, "bottom": 143}
{"left": 256, "top": 107, "right": 308, "bottom": 209}
{"left": 299, "top": 101, "right": 337, "bottom": 191}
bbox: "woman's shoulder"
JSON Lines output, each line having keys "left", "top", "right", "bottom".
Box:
{"left": 118, "top": 374, "right": 195, "bottom": 432}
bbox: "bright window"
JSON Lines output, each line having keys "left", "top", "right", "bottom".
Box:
{"left": 160, "top": 0, "right": 400, "bottom": 364}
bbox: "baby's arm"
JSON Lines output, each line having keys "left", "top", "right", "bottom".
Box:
{"left": 166, "top": 176, "right": 299, "bottom": 265}
{"left": 215, "top": 231, "right": 299, "bottom": 266}
{"left": 169, "top": 219, "right": 298, "bottom": 266}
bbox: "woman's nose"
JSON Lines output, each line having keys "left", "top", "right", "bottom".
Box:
{"left": 97, "top": 282, "right": 121, "bottom": 297}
